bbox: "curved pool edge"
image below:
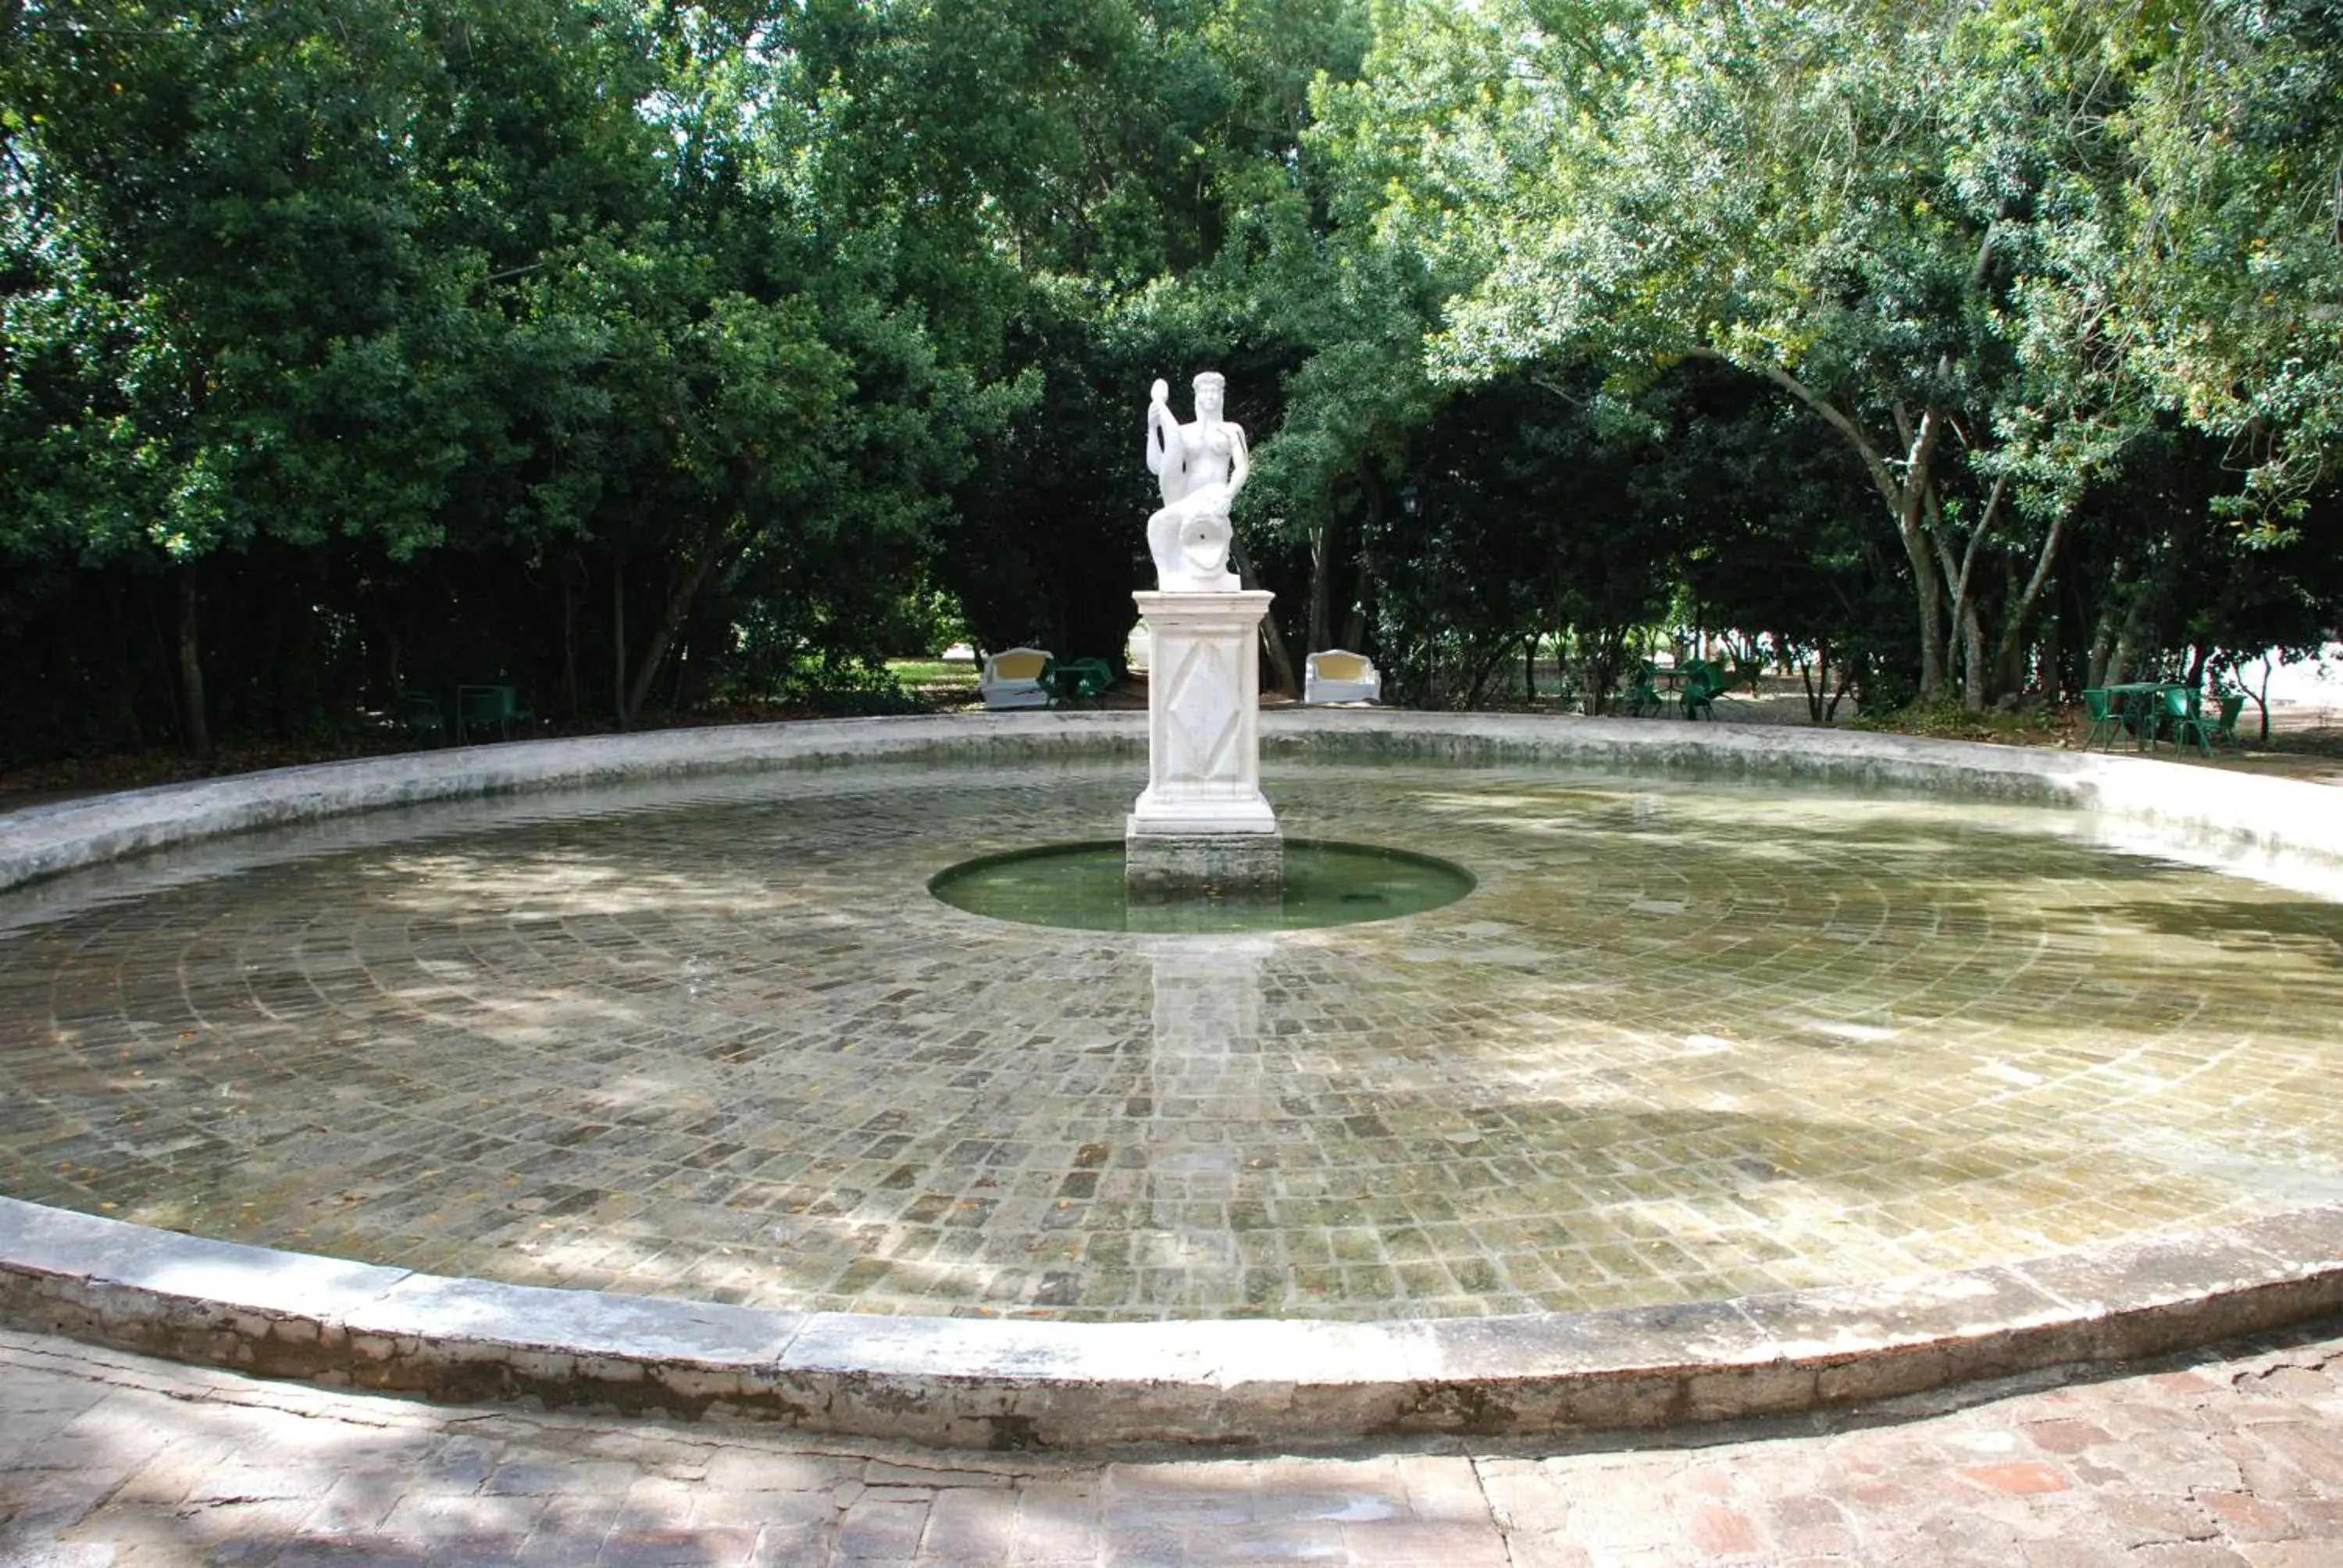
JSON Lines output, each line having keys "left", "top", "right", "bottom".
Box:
{"left": 4, "top": 709, "right": 2342, "bottom": 1446}
{"left": 5, "top": 709, "right": 2338, "bottom": 895}
{"left": 3, "top": 1193, "right": 2338, "bottom": 1447}
{"left": 0, "top": 712, "right": 1147, "bottom": 893}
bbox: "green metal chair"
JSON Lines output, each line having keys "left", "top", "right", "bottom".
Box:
{"left": 399, "top": 692, "right": 444, "bottom": 746}
{"left": 1679, "top": 659, "right": 1724, "bottom": 722}
{"left": 2078, "top": 689, "right": 2127, "bottom": 750}
{"left": 1625, "top": 661, "right": 1667, "bottom": 717}
{"left": 2162, "top": 686, "right": 2224, "bottom": 758}
{"left": 2206, "top": 693, "right": 2247, "bottom": 749}
{"left": 455, "top": 684, "right": 533, "bottom": 743}
{"left": 1059, "top": 657, "right": 1114, "bottom": 705}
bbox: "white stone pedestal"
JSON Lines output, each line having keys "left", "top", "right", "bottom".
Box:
{"left": 1126, "top": 590, "right": 1282, "bottom": 896}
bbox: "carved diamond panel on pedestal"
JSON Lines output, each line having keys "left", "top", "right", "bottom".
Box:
{"left": 1127, "top": 590, "right": 1279, "bottom": 892}
{"left": 1163, "top": 639, "right": 1239, "bottom": 784}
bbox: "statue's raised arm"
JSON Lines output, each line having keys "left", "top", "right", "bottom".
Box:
{"left": 1144, "top": 377, "right": 1184, "bottom": 508}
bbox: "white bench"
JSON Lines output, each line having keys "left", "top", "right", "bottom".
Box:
{"left": 1304, "top": 650, "right": 1381, "bottom": 705}
{"left": 979, "top": 647, "right": 1054, "bottom": 708}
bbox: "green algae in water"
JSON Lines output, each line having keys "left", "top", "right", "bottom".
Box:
{"left": 929, "top": 839, "right": 1475, "bottom": 932}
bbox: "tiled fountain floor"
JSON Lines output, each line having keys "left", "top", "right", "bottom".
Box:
{"left": 2, "top": 757, "right": 2339, "bottom": 1323}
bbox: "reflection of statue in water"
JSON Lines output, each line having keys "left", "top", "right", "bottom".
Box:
{"left": 1143, "top": 372, "right": 1249, "bottom": 592}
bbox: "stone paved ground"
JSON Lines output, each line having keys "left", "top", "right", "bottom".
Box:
{"left": 8, "top": 761, "right": 2343, "bottom": 1325}
{"left": 3, "top": 1320, "right": 2341, "bottom": 1566}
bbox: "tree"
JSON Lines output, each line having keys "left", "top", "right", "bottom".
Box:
{"left": 1332, "top": 0, "right": 2339, "bottom": 709}
{"left": 2114, "top": 0, "right": 2343, "bottom": 537}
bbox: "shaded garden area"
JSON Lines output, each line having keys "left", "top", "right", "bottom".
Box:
{"left": 4, "top": 0, "right": 2340, "bottom": 766}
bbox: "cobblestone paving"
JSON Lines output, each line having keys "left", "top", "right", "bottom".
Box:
{"left": 2, "top": 760, "right": 2341, "bottom": 1320}
{"left": 4, "top": 1322, "right": 2342, "bottom": 1565}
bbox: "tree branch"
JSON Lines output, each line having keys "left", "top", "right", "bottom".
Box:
{"left": 1682, "top": 346, "right": 1901, "bottom": 514}
{"left": 1967, "top": 218, "right": 2000, "bottom": 292}
{"left": 1931, "top": 472, "right": 2004, "bottom": 622}
{"left": 1995, "top": 499, "right": 2070, "bottom": 679}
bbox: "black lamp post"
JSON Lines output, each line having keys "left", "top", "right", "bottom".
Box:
{"left": 1400, "top": 483, "right": 1421, "bottom": 520}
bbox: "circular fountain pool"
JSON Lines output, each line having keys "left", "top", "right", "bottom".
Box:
{"left": 5, "top": 739, "right": 2341, "bottom": 1327}
{"left": 929, "top": 838, "right": 1475, "bottom": 932}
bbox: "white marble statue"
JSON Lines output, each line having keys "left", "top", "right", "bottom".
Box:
{"left": 1143, "top": 372, "right": 1249, "bottom": 592}
{"left": 1129, "top": 371, "right": 1278, "bottom": 889}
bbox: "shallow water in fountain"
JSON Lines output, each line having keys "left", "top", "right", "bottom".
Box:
{"left": 3, "top": 756, "right": 2341, "bottom": 1320}
{"left": 929, "top": 839, "right": 1475, "bottom": 932}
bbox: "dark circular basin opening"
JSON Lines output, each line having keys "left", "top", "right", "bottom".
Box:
{"left": 929, "top": 838, "right": 1475, "bottom": 932}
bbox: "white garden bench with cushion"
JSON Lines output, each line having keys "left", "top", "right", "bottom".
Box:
{"left": 1303, "top": 649, "right": 1381, "bottom": 705}
{"left": 979, "top": 647, "right": 1054, "bottom": 708}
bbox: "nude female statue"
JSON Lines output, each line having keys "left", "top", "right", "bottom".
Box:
{"left": 1143, "top": 372, "right": 1249, "bottom": 591}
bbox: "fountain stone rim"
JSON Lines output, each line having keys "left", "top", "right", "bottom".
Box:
{"left": 2, "top": 708, "right": 2341, "bottom": 1448}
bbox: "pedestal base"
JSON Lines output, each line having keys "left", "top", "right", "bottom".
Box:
{"left": 1125, "top": 831, "right": 1285, "bottom": 900}
{"left": 1125, "top": 587, "right": 1282, "bottom": 899}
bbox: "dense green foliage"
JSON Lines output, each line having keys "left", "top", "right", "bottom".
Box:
{"left": 2, "top": 0, "right": 2337, "bottom": 761}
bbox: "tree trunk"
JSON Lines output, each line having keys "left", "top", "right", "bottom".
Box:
{"left": 1925, "top": 474, "right": 1999, "bottom": 711}
{"left": 1689, "top": 349, "right": 1949, "bottom": 697}
{"left": 261, "top": 553, "right": 291, "bottom": 734}
{"left": 2105, "top": 591, "right": 2152, "bottom": 687}
{"left": 1977, "top": 490, "right": 2071, "bottom": 703}
{"left": 623, "top": 540, "right": 725, "bottom": 725}
{"left": 561, "top": 551, "right": 582, "bottom": 721}
{"left": 1261, "top": 620, "right": 1296, "bottom": 700}
{"left": 1229, "top": 530, "right": 1299, "bottom": 697}
{"left": 2087, "top": 597, "right": 2119, "bottom": 690}
{"left": 104, "top": 573, "right": 145, "bottom": 748}
{"left": 1798, "top": 642, "right": 1837, "bottom": 722}
{"left": 1464, "top": 638, "right": 1514, "bottom": 709}
{"left": 1992, "top": 560, "right": 2027, "bottom": 695}
{"left": 611, "top": 547, "right": 629, "bottom": 729}
{"left": 1343, "top": 486, "right": 1380, "bottom": 653}
{"left": 1307, "top": 515, "right": 1334, "bottom": 654}
{"left": 1960, "top": 600, "right": 1988, "bottom": 712}
{"left": 174, "top": 562, "right": 210, "bottom": 757}
{"left": 1892, "top": 407, "right": 1952, "bottom": 700}
{"left": 1887, "top": 503, "right": 1947, "bottom": 700}
{"left": 2038, "top": 599, "right": 2063, "bottom": 703}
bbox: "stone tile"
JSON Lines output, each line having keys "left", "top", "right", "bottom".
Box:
{"left": 2198, "top": 1491, "right": 2302, "bottom": 1544}
{"left": 0, "top": 1470, "right": 118, "bottom": 1539}
{"left": 277, "top": 1538, "right": 432, "bottom": 1566}
{"left": 377, "top": 1492, "right": 549, "bottom": 1539}
{"left": 5, "top": 759, "right": 2341, "bottom": 1328}
{"left": 419, "top": 1533, "right": 535, "bottom": 1566}
{"left": 609, "top": 1476, "right": 702, "bottom": 1534}
{"left": 686, "top": 1488, "right": 836, "bottom": 1532}
{"left": 702, "top": 1451, "right": 854, "bottom": 1493}
{"left": 480, "top": 1460, "right": 638, "bottom": 1498}
{"left": 833, "top": 1493, "right": 928, "bottom": 1560}
{"left": 1011, "top": 1477, "right": 1103, "bottom": 1563}
{"left": 9, "top": 739, "right": 2343, "bottom": 1545}
{"left": 597, "top": 1527, "right": 758, "bottom": 1566}
{"left": 187, "top": 1463, "right": 344, "bottom": 1505}
{"left": 0, "top": 1322, "right": 2337, "bottom": 1568}
{"left": 747, "top": 1525, "right": 834, "bottom": 1568}
{"left": 1391, "top": 1456, "right": 1487, "bottom": 1523}
{"left": 1342, "top": 1517, "right": 1510, "bottom": 1565}
{"left": 1680, "top": 1498, "right": 1768, "bottom": 1556}
{"left": 922, "top": 1485, "right": 1018, "bottom": 1563}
